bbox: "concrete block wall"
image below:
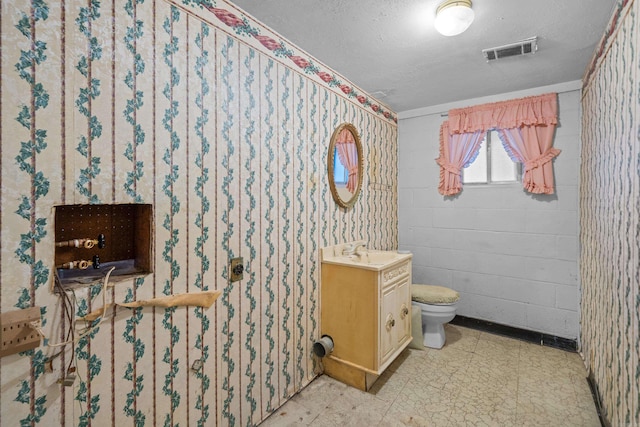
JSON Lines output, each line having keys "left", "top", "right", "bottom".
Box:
{"left": 398, "top": 84, "right": 581, "bottom": 339}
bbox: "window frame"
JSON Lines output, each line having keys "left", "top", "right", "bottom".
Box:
{"left": 462, "top": 129, "right": 522, "bottom": 185}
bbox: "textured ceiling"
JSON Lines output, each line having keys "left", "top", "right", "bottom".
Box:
{"left": 230, "top": 0, "right": 617, "bottom": 113}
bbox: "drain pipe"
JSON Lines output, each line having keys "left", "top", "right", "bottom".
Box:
{"left": 312, "top": 335, "right": 334, "bottom": 357}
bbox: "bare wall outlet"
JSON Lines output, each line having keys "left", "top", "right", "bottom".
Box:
{"left": 0, "top": 307, "right": 41, "bottom": 358}
{"left": 230, "top": 257, "right": 244, "bottom": 282}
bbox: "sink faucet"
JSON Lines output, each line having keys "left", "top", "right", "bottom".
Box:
{"left": 342, "top": 240, "right": 367, "bottom": 256}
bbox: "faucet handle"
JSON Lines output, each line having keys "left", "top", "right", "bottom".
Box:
{"left": 341, "top": 243, "right": 353, "bottom": 256}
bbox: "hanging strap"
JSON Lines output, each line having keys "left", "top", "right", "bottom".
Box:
{"left": 436, "top": 158, "right": 461, "bottom": 175}
{"left": 523, "top": 148, "right": 561, "bottom": 172}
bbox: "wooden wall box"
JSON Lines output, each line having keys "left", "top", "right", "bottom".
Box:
{"left": 54, "top": 204, "right": 153, "bottom": 289}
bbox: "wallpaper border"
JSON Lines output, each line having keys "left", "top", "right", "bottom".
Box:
{"left": 583, "top": 0, "right": 634, "bottom": 88}
{"left": 165, "top": 0, "right": 398, "bottom": 125}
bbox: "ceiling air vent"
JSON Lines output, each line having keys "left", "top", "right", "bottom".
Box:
{"left": 482, "top": 37, "right": 538, "bottom": 61}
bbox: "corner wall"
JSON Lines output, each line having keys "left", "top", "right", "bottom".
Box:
{"left": 398, "top": 86, "right": 581, "bottom": 339}
{"left": 580, "top": 0, "right": 639, "bottom": 424}
{"left": 0, "top": 1, "right": 398, "bottom": 425}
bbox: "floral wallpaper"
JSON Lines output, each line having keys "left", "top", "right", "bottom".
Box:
{"left": 580, "top": 0, "right": 639, "bottom": 425}
{"left": 0, "top": 0, "right": 398, "bottom": 425}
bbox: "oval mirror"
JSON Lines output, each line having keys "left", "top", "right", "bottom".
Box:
{"left": 328, "top": 123, "right": 363, "bottom": 209}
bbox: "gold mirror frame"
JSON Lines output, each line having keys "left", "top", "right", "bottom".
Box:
{"left": 328, "top": 123, "right": 364, "bottom": 209}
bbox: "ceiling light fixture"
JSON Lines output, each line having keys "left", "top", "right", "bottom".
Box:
{"left": 434, "top": 0, "right": 475, "bottom": 37}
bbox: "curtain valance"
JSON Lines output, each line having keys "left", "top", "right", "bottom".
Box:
{"left": 447, "top": 92, "right": 558, "bottom": 134}
{"left": 436, "top": 93, "right": 560, "bottom": 196}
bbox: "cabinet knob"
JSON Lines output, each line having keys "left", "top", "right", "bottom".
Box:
{"left": 400, "top": 305, "right": 409, "bottom": 319}
{"left": 386, "top": 315, "right": 395, "bottom": 331}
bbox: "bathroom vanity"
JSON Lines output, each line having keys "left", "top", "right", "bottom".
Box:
{"left": 320, "top": 244, "right": 412, "bottom": 391}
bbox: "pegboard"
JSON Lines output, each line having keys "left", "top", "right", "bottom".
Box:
{"left": 54, "top": 204, "right": 152, "bottom": 288}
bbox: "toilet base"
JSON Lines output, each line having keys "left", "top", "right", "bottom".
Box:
{"left": 412, "top": 301, "right": 457, "bottom": 350}
{"left": 422, "top": 321, "right": 446, "bottom": 349}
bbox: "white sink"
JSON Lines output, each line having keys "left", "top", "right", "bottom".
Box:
{"left": 321, "top": 248, "right": 411, "bottom": 271}
{"left": 363, "top": 251, "right": 400, "bottom": 265}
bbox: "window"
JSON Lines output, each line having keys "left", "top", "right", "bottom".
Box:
{"left": 463, "top": 130, "right": 520, "bottom": 184}
{"left": 333, "top": 152, "right": 348, "bottom": 185}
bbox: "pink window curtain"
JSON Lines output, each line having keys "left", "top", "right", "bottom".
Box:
{"left": 497, "top": 127, "right": 560, "bottom": 194}
{"left": 335, "top": 128, "right": 359, "bottom": 193}
{"left": 436, "top": 92, "right": 560, "bottom": 195}
{"left": 436, "top": 122, "right": 485, "bottom": 196}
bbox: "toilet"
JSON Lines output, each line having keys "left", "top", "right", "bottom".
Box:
{"left": 411, "top": 284, "right": 460, "bottom": 349}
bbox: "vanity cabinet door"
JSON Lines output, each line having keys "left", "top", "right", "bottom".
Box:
{"left": 378, "top": 260, "right": 412, "bottom": 369}
{"left": 396, "top": 277, "right": 411, "bottom": 347}
{"left": 380, "top": 285, "right": 396, "bottom": 364}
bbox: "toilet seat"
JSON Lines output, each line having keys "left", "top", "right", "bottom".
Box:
{"left": 411, "top": 284, "right": 459, "bottom": 305}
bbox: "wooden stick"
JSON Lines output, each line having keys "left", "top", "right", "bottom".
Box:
{"left": 78, "top": 290, "right": 222, "bottom": 322}
{"left": 118, "top": 290, "right": 222, "bottom": 309}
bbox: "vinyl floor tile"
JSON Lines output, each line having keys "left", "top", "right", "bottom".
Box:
{"left": 258, "top": 326, "right": 600, "bottom": 426}
{"left": 368, "top": 367, "right": 411, "bottom": 403}
{"left": 259, "top": 399, "right": 317, "bottom": 426}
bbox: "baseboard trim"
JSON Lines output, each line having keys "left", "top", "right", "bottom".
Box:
{"left": 450, "top": 315, "right": 577, "bottom": 352}
{"left": 586, "top": 371, "right": 609, "bottom": 427}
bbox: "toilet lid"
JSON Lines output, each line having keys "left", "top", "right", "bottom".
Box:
{"left": 411, "top": 284, "right": 460, "bottom": 305}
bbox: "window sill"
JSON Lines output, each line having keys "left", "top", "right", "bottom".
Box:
{"left": 462, "top": 182, "right": 521, "bottom": 188}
